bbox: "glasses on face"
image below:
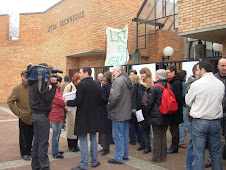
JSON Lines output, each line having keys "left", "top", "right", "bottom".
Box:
{"left": 166, "top": 71, "right": 171, "bottom": 74}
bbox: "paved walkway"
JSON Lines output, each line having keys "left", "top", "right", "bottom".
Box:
{"left": 0, "top": 103, "right": 225, "bottom": 170}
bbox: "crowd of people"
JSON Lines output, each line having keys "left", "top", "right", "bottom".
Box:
{"left": 6, "top": 58, "right": 226, "bottom": 170}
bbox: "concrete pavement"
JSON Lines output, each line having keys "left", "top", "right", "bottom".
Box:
{"left": 0, "top": 102, "right": 225, "bottom": 170}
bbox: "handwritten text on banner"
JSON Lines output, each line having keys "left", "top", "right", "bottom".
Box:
{"left": 105, "top": 25, "right": 129, "bottom": 66}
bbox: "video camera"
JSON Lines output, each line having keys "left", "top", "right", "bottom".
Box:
{"left": 26, "top": 63, "right": 63, "bottom": 93}
{"left": 26, "top": 63, "right": 63, "bottom": 82}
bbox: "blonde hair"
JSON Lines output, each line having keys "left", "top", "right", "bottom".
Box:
{"left": 129, "top": 74, "right": 140, "bottom": 84}
{"left": 140, "top": 67, "right": 153, "bottom": 89}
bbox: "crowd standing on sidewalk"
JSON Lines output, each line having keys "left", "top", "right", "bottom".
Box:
{"left": 6, "top": 58, "right": 226, "bottom": 170}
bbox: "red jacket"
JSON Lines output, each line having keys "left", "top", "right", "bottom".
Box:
{"left": 49, "top": 86, "right": 65, "bottom": 122}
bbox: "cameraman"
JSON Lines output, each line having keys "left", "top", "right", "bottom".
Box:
{"left": 29, "top": 63, "right": 57, "bottom": 170}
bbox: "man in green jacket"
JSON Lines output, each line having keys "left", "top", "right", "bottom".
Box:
{"left": 7, "top": 71, "right": 33, "bottom": 161}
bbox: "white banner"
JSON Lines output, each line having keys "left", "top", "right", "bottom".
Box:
{"left": 105, "top": 25, "right": 129, "bottom": 66}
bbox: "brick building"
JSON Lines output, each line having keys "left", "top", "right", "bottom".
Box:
{"left": 178, "top": 0, "right": 226, "bottom": 55}
{"left": 0, "top": 0, "right": 225, "bottom": 102}
{"left": 0, "top": 0, "right": 184, "bottom": 102}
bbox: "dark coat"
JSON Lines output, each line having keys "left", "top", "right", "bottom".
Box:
{"left": 131, "top": 83, "right": 139, "bottom": 123}
{"left": 67, "top": 77, "right": 101, "bottom": 136}
{"left": 132, "top": 84, "right": 150, "bottom": 118}
{"left": 215, "top": 73, "right": 226, "bottom": 113}
{"left": 98, "top": 84, "right": 112, "bottom": 134}
{"left": 29, "top": 80, "right": 56, "bottom": 115}
{"left": 146, "top": 80, "right": 173, "bottom": 126}
{"left": 168, "top": 74, "right": 183, "bottom": 125}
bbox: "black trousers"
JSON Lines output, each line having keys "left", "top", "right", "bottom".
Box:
{"left": 67, "top": 138, "right": 78, "bottom": 149}
{"left": 19, "top": 118, "right": 33, "bottom": 156}
{"left": 99, "top": 132, "right": 112, "bottom": 150}
{"left": 152, "top": 125, "right": 168, "bottom": 162}
{"left": 139, "top": 106, "right": 151, "bottom": 150}
{"left": 169, "top": 124, "right": 179, "bottom": 150}
{"left": 31, "top": 113, "right": 50, "bottom": 170}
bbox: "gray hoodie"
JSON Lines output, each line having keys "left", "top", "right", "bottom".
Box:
{"left": 107, "top": 72, "right": 133, "bottom": 121}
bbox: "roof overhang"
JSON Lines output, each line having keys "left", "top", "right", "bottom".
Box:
{"left": 67, "top": 50, "right": 106, "bottom": 57}
{"left": 67, "top": 49, "right": 150, "bottom": 58}
{"left": 179, "top": 25, "right": 226, "bottom": 44}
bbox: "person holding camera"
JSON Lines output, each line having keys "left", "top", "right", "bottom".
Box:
{"left": 7, "top": 70, "right": 34, "bottom": 161}
{"left": 28, "top": 63, "right": 58, "bottom": 170}
{"left": 49, "top": 76, "right": 65, "bottom": 159}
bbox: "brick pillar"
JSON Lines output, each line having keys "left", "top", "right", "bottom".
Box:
{"left": 0, "top": 15, "right": 9, "bottom": 41}
{"left": 223, "top": 38, "right": 226, "bottom": 57}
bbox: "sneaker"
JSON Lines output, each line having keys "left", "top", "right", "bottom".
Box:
{"left": 108, "top": 159, "right": 122, "bottom": 164}
{"left": 55, "top": 155, "right": 64, "bottom": 159}
{"left": 22, "top": 155, "right": 31, "bottom": 161}
{"left": 92, "top": 161, "right": 100, "bottom": 168}
{"left": 101, "top": 149, "right": 109, "bottom": 156}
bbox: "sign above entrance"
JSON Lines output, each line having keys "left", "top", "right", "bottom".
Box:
{"left": 105, "top": 25, "right": 129, "bottom": 66}
{"left": 48, "top": 10, "right": 85, "bottom": 32}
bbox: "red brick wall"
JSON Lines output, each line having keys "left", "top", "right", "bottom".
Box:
{"left": 0, "top": 15, "right": 9, "bottom": 42}
{"left": 223, "top": 38, "right": 226, "bottom": 57}
{"left": 178, "top": 0, "right": 226, "bottom": 33}
{"left": 140, "top": 29, "right": 184, "bottom": 63}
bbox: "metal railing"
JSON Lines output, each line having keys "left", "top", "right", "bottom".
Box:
{"left": 69, "top": 57, "right": 221, "bottom": 80}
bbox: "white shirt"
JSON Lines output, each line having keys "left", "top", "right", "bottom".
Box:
{"left": 185, "top": 72, "right": 225, "bottom": 120}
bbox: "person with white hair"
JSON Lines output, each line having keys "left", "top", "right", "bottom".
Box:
{"left": 95, "top": 73, "right": 104, "bottom": 86}
{"left": 107, "top": 65, "right": 133, "bottom": 164}
{"left": 147, "top": 69, "right": 173, "bottom": 162}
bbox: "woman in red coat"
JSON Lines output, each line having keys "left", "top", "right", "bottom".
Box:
{"left": 49, "top": 76, "right": 65, "bottom": 159}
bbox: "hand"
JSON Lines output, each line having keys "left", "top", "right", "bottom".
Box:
{"left": 132, "top": 109, "right": 136, "bottom": 115}
{"left": 141, "top": 81, "right": 147, "bottom": 87}
{"left": 50, "top": 77, "right": 57, "bottom": 84}
{"left": 64, "top": 99, "right": 68, "bottom": 105}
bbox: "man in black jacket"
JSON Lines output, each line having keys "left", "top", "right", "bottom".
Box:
{"left": 205, "top": 58, "right": 226, "bottom": 168}
{"left": 166, "top": 65, "right": 183, "bottom": 154}
{"left": 65, "top": 66, "right": 101, "bottom": 170}
{"left": 215, "top": 58, "right": 226, "bottom": 160}
{"left": 29, "top": 63, "right": 57, "bottom": 170}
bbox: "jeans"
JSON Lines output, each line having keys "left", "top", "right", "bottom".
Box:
{"left": 50, "top": 122, "right": 62, "bottom": 158}
{"left": 192, "top": 118, "right": 222, "bottom": 170}
{"left": 19, "top": 118, "right": 33, "bottom": 156}
{"left": 112, "top": 120, "right": 129, "bottom": 162}
{"left": 149, "top": 125, "right": 152, "bottom": 139}
{"left": 78, "top": 133, "right": 99, "bottom": 170}
{"left": 129, "top": 120, "right": 142, "bottom": 144}
{"left": 186, "top": 121, "right": 194, "bottom": 170}
{"left": 31, "top": 113, "right": 50, "bottom": 170}
{"left": 179, "top": 107, "right": 189, "bottom": 145}
{"left": 222, "top": 117, "right": 226, "bottom": 158}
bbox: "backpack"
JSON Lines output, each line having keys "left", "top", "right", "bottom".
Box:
{"left": 153, "top": 83, "right": 178, "bottom": 115}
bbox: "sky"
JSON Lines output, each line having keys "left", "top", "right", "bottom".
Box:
{"left": 0, "top": 0, "right": 62, "bottom": 13}
{"left": 0, "top": 0, "right": 62, "bottom": 38}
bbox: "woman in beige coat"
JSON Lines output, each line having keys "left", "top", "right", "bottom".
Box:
{"left": 63, "top": 73, "right": 80, "bottom": 152}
